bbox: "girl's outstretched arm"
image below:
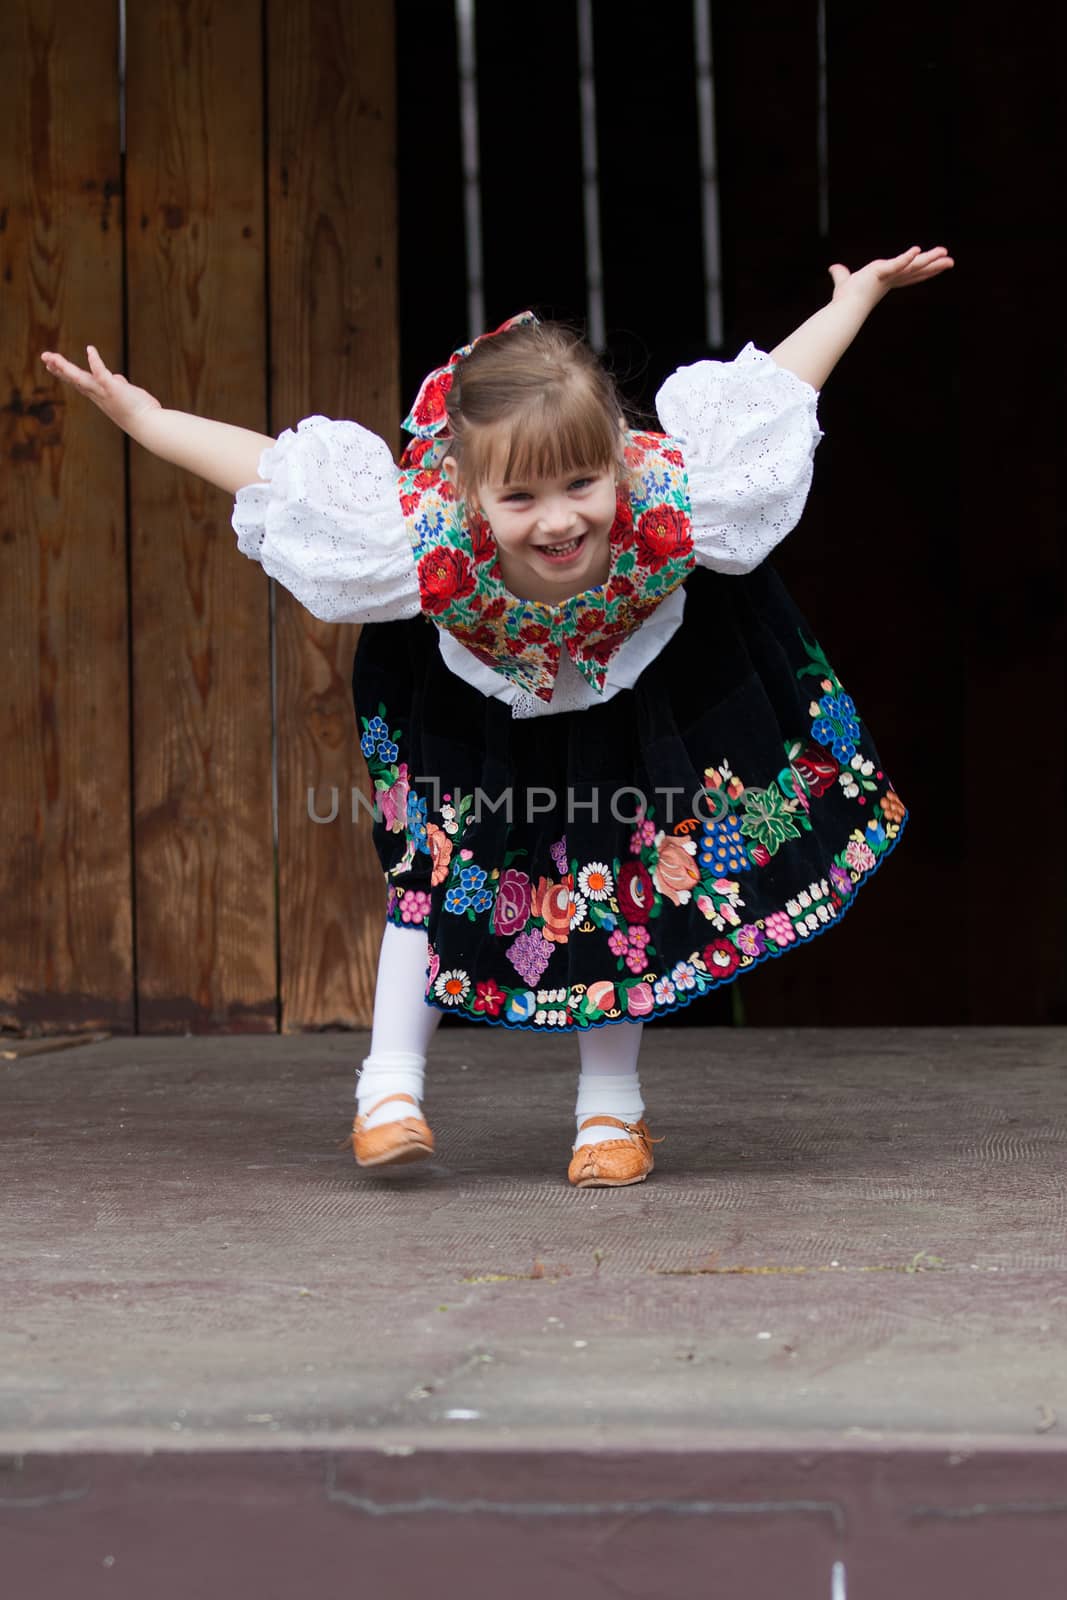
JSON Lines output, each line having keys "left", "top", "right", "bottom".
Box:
{"left": 768, "top": 245, "right": 955, "bottom": 391}
{"left": 40, "top": 345, "right": 276, "bottom": 496}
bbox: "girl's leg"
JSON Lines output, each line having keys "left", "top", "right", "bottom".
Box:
{"left": 573, "top": 1021, "right": 646, "bottom": 1149}
{"left": 356, "top": 920, "right": 443, "bottom": 1129}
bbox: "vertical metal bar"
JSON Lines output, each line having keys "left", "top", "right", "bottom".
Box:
{"left": 455, "top": 0, "right": 485, "bottom": 339}
{"left": 576, "top": 0, "right": 604, "bottom": 351}
{"left": 692, "top": 0, "right": 723, "bottom": 348}
{"left": 817, "top": 0, "right": 830, "bottom": 238}
{"left": 261, "top": 0, "right": 280, "bottom": 1026}
{"left": 118, "top": 0, "right": 137, "bottom": 1028}
{"left": 118, "top": 0, "right": 126, "bottom": 154}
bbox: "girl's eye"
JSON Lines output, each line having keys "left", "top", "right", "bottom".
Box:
{"left": 502, "top": 477, "right": 594, "bottom": 503}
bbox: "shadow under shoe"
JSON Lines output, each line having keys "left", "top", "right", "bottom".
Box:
{"left": 342, "top": 1092, "right": 435, "bottom": 1168}
{"left": 567, "top": 1115, "right": 665, "bottom": 1189}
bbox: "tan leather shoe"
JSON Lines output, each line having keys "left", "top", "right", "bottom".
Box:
{"left": 568, "top": 1115, "right": 665, "bottom": 1188}
{"left": 343, "top": 1093, "right": 435, "bottom": 1168}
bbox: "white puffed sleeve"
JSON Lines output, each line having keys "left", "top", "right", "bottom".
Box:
{"left": 655, "top": 343, "right": 824, "bottom": 575}
{"left": 231, "top": 416, "right": 422, "bottom": 624}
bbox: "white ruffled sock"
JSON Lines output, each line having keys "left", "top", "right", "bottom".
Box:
{"left": 356, "top": 1051, "right": 427, "bottom": 1130}
{"left": 573, "top": 1022, "right": 646, "bottom": 1151}
{"left": 356, "top": 921, "right": 442, "bottom": 1130}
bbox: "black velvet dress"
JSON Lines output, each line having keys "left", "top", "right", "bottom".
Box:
{"left": 351, "top": 560, "right": 908, "bottom": 1033}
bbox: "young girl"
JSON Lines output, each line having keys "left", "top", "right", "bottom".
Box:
{"left": 41, "top": 243, "right": 953, "bottom": 1188}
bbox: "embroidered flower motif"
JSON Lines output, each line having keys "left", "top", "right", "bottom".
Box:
{"left": 845, "top": 837, "right": 877, "bottom": 873}
{"left": 416, "top": 546, "right": 478, "bottom": 614}
{"left": 505, "top": 990, "right": 537, "bottom": 1023}
{"left": 699, "top": 814, "right": 750, "bottom": 876}
{"left": 829, "top": 864, "right": 853, "bottom": 898}
{"left": 650, "top": 832, "right": 700, "bottom": 907}
{"left": 701, "top": 940, "right": 741, "bottom": 978}
{"left": 531, "top": 877, "right": 574, "bottom": 944}
{"left": 617, "top": 860, "right": 655, "bottom": 923}
{"left": 434, "top": 969, "right": 470, "bottom": 1005}
{"left": 736, "top": 925, "right": 767, "bottom": 958}
{"left": 506, "top": 931, "right": 554, "bottom": 984}
{"left": 811, "top": 691, "right": 863, "bottom": 764}
{"left": 577, "top": 862, "right": 614, "bottom": 901}
{"left": 406, "top": 790, "right": 429, "bottom": 853}
{"left": 585, "top": 980, "right": 617, "bottom": 1012}
{"left": 473, "top": 978, "right": 506, "bottom": 1018}
{"left": 568, "top": 895, "right": 588, "bottom": 929}
{"left": 426, "top": 823, "right": 453, "bottom": 887}
{"left": 492, "top": 869, "right": 532, "bottom": 935}
{"left": 409, "top": 370, "right": 455, "bottom": 432}
{"left": 879, "top": 789, "right": 906, "bottom": 824}
{"left": 396, "top": 889, "right": 431, "bottom": 926}
{"left": 790, "top": 742, "right": 840, "bottom": 799}
{"left": 378, "top": 762, "right": 411, "bottom": 834}
{"left": 635, "top": 505, "right": 692, "bottom": 573}
{"left": 626, "top": 982, "right": 654, "bottom": 1017}
{"left": 535, "top": 1008, "right": 570, "bottom": 1028}
{"left": 629, "top": 819, "right": 656, "bottom": 853}
{"left": 762, "top": 911, "right": 796, "bottom": 948}
{"left": 468, "top": 511, "right": 495, "bottom": 564}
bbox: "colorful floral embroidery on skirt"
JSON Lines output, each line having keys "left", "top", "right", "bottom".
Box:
{"left": 358, "top": 620, "right": 908, "bottom": 1031}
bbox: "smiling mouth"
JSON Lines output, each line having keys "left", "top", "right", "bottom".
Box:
{"left": 536, "top": 533, "right": 586, "bottom": 560}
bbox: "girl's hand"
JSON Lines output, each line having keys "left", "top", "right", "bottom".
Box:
{"left": 828, "top": 245, "right": 954, "bottom": 307}
{"left": 39, "top": 345, "right": 162, "bottom": 435}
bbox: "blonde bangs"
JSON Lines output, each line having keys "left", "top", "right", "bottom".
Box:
{"left": 463, "top": 383, "right": 620, "bottom": 493}
{"left": 444, "top": 318, "right": 630, "bottom": 495}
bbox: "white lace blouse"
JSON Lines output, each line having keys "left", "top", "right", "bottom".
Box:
{"left": 231, "top": 342, "right": 823, "bottom": 719}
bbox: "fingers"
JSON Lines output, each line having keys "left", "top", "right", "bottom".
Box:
{"left": 41, "top": 350, "right": 93, "bottom": 389}
{"left": 41, "top": 345, "right": 129, "bottom": 397}
{"left": 903, "top": 247, "right": 955, "bottom": 278}
{"left": 86, "top": 344, "right": 112, "bottom": 380}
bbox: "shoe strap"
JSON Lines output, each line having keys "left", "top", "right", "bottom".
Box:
{"left": 576, "top": 1115, "right": 665, "bottom": 1145}
{"left": 363, "top": 1092, "right": 421, "bottom": 1120}
{"left": 339, "top": 1092, "right": 426, "bottom": 1149}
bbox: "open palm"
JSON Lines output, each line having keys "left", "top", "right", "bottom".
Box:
{"left": 829, "top": 245, "right": 954, "bottom": 305}
{"left": 40, "top": 345, "right": 162, "bottom": 433}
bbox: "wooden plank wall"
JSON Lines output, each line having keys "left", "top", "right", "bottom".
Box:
{"left": 266, "top": 0, "right": 398, "bottom": 1031}
{"left": 3, "top": 0, "right": 1064, "bottom": 1033}
{"left": 125, "top": 0, "right": 275, "bottom": 1032}
{"left": 2, "top": 0, "right": 395, "bottom": 1036}
{"left": 0, "top": 2, "right": 132, "bottom": 1033}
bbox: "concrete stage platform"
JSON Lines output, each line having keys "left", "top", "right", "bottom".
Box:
{"left": 2, "top": 1026, "right": 1066, "bottom": 1598}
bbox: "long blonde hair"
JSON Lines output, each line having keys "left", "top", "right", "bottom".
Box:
{"left": 444, "top": 321, "right": 629, "bottom": 496}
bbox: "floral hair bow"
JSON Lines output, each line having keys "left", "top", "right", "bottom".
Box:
{"left": 401, "top": 310, "right": 539, "bottom": 439}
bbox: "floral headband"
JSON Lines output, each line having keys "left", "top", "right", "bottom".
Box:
{"left": 400, "top": 310, "right": 539, "bottom": 439}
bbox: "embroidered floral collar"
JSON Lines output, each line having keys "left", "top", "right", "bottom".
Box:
{"left": 396, "top": 431, "right": 696, "bottom": 703}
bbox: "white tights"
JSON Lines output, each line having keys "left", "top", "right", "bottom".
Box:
{"left": 356, "top": 921, "right": 645, "bottom": 1144}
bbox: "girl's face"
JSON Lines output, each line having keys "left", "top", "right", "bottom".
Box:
{"left": 444, "top": 455, "right": 618, "bottom": 603}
